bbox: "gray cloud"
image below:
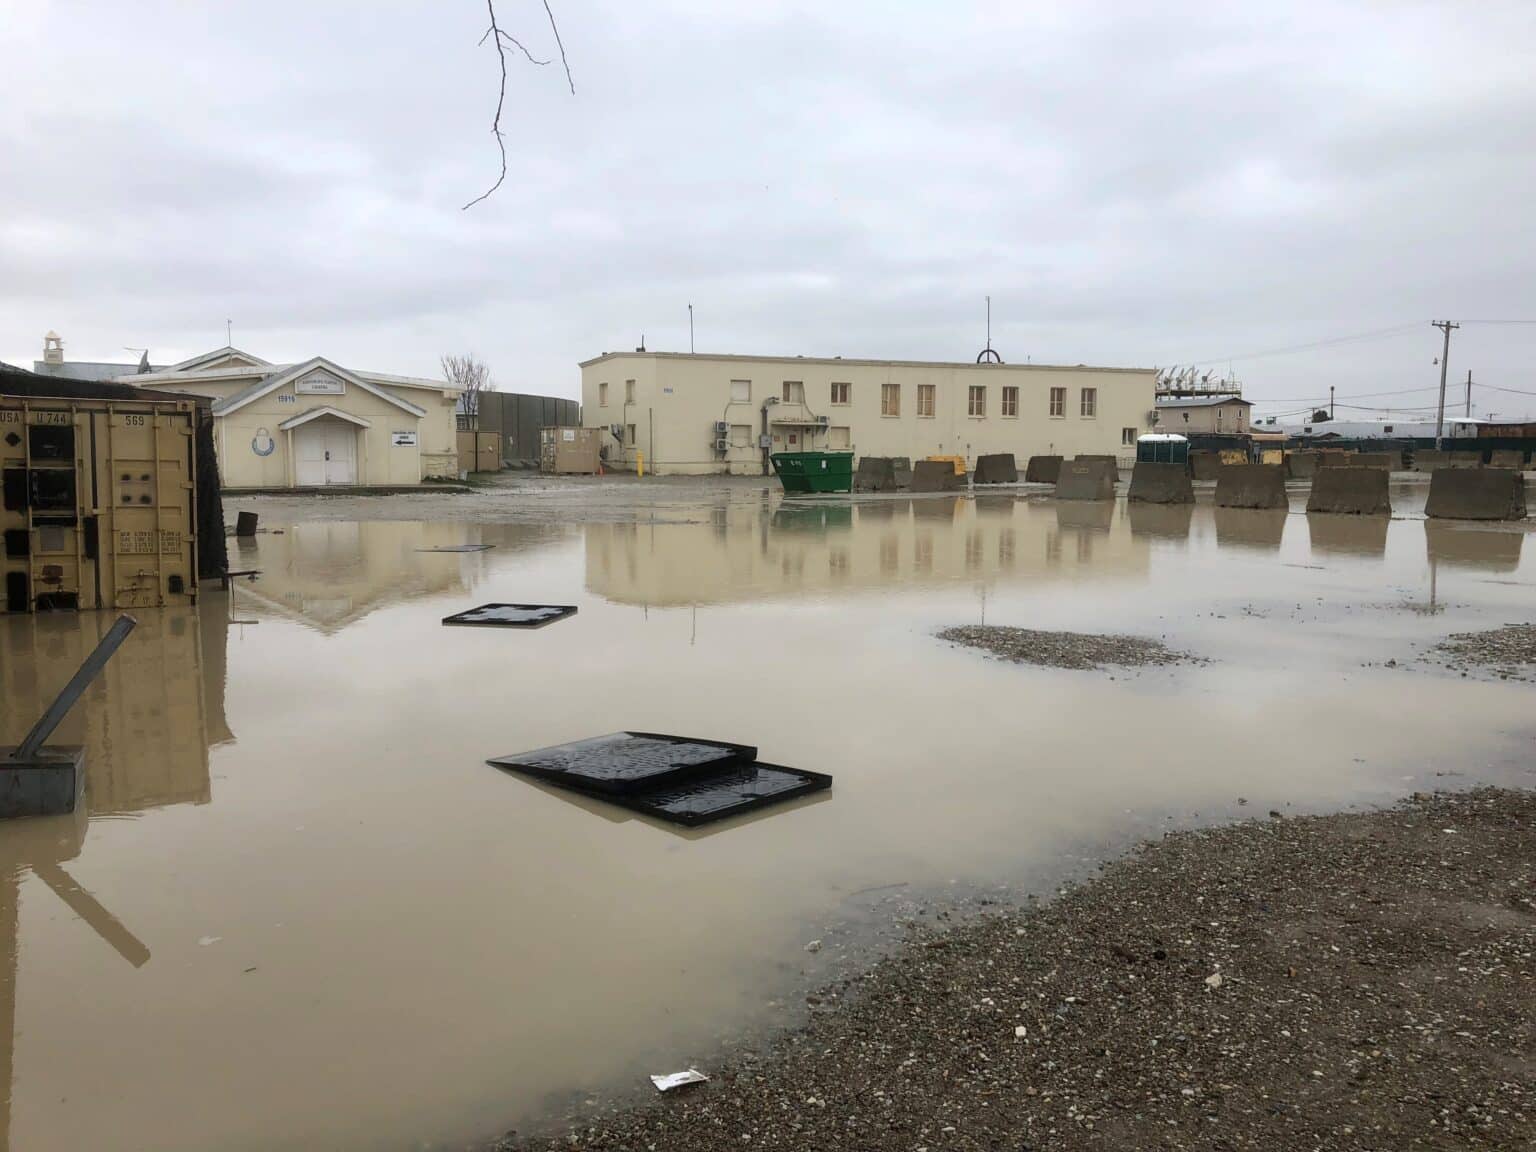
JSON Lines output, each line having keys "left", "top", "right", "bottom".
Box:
{"left": 2, "top": 1, "right": 1534, "bottom": 414}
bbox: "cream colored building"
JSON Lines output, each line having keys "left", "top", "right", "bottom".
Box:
{"left": 55, "top": 343, "right": 463, "bottom": 488}
{"left": 127, "top": 348, "right": 461, "bottom": 487}
{"left": 1154, "top": 395, "right": 1252, "bottom": 435}
{"left": 580, "top": 352, "right": 1157, "bottom": 475}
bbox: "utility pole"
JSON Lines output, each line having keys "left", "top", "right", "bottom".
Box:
{"left": 1465, "top": 369, "right": 1472, "bottom": 419}
{"left": 1431, "top": 320, "right": 1458, "bottom": 449}
{"left": 688, "top": 304, "right": 694, "bottom": 354}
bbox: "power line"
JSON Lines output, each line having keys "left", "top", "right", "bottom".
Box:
{"left": 1185, "top": 322, "right": 1425, "bottom": 367}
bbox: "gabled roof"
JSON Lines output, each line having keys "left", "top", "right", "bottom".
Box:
{"left": 166, "top": 346, "right": 272, "bottom": 373}
{"left": 212, "top": 357, "right": 427, "bottom": 418}
{"left": 278, "top": 405, "right": 372, "bottom": 431}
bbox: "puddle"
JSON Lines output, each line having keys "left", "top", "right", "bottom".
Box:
{"left": 2, "top": 485, "right": 1534, "bottom": 1151}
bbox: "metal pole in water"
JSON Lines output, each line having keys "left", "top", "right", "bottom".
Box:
{"left": 12, "top": 615, "right": 137, "bottom": 761}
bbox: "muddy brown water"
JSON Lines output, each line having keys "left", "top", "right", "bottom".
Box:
{"left": 2, "top": 479, "right": 1534, "bottom": 1151}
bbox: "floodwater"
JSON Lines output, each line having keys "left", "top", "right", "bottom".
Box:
{"left": 2, "top": 481, "right": 1533, "bottom": 1151}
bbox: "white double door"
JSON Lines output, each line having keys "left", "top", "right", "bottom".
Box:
{"left": 294, "top": 420, "right": 357, "bottom": 485}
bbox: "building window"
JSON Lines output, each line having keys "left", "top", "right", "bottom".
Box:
{"left": 1122, "top": 427, "right": 1137, "bottom": 446}
{"left": 625, "top": 379, "right": 636, "bottom": 405}
{"left": 830, "top": 381, "right": 850, "bottom": 405}
{"left": 599, "top": 382, "right": 609, "bottom": 407}
{"left": 881, "top": 382, "right": 900, "bottom": 417}
{"left": 625, "top": 424, "right": 637, "bottom": 446}
{"left": 783, "top": 380, "right": 804, "bottom": 403}
{"left": 1049, "top": 387, "right": 1066, "bottom": 418}
{"left": 730, "top": 424, "right": 751, "bottom": 448}
{"left": 828, "top": 425, "right": 850, "bottom": 449}
{"left": 968, "top": 386, "right": 986, "bottom": 417}
{"left": 917, "top": 384, "right": 936, "bottom": 418}
{"left": 1383, "top": 424, "right": 1394, "bottom": 434}
{"left": 1001, "top": 386, "right": 1018, "bottom": 418}
{"left": 1080, "top": 388, "right": 1097, "bottom": 418}
{"left": 730, "top": 379, "right": 751, "bottom": 402}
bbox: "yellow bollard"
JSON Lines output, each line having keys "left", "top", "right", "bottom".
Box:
{"left": 637, "top": 450, "right": 645, "bottom": 478}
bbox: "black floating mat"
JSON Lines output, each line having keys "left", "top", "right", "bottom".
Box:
{"left": 418, "top": 544, "right": 495, "bottom": 553}
{"left": 488, "top": 731, "right": 757, "bottom": 795}
{"left": 618, "top": 763, "right": 832, "bottom": 827}
{"left": 443, "top": 603, "right": 577, "bottom": 628}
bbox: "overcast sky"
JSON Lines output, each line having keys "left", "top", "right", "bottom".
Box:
{"left": 3, "top": 1, "right": 1535, "bottom": 417}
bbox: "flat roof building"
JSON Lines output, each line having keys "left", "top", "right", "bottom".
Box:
{"left": 1154, "top": 394, "right": 1252, "bottom": 435}
{"left": 580, "top": 351, "right": 1157, "bottom": 476}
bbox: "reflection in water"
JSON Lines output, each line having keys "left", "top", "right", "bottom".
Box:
{"left": 520, "top": 775, "right": 834, "bottom": 841}
{"left": 1214, "top": 507, "right": 1289, "bottom": 550}
{"left": 1307, "top": 512, "right": 1389, "bottom": 557}
{"left": 232, "top": 520, "right": 476, "bottom": 631}
{"left": 1127, "top": 502, "right": 1194, "bottom": 539}
{"left": 1, "top": 606, "right": 231, "bottom": 1152}
{"left": 1425, "top": 521, "right": 1525, "bottom": 571}
{"left": 586, "top": 496, "right": 1150, "bottom": 605}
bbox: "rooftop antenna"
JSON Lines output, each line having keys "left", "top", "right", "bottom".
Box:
{"left": 637, "top": 333, "right": 646, "bottom": 352}
{"left": 976, "top": 295, "right": 1003, "bottom": 363}
{"left": 226, "top": 319, "right": 232, "bottom": 346}
{"left": 688, "top": 304, "right": 695, "bottom": 354}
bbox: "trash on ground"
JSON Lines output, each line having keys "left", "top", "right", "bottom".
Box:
{"left": 442, "top": 603, "right": 577, "bottom": 628}
{"left": 650, "top": 1068, "right": 709, "bottom": 1092}
{"left": 417, "top": 544, "right": 495, "bottom": 553}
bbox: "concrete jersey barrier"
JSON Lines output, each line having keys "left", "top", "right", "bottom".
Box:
{"left": 854, "top": 456, "right": 912, "bottom": 492}
{"left": 972, "top": 453, "right": 1018, "bottom": 485}
{"left": 1425, "top": 468, "right": 1529, "bottom": 520}
{"left": 1024, "top": 455, "right": 1062, "bottom": 484}
{"left": 910, "top": 459, "right": 964, "bottom": 493}
{"left": 1128, "top": 461, "right": 1194, "bottom": 504}
{"left": 1413, "top": 449, "right": 1482, "bottom": 471}
{"left": 1285, "top": 451, "right": 1320, "bottom": 479}
{"left": 1343, "top": 451, "right": 1400, "bottom": 470}
{"left": 1189, "top": 450, "right": 1223, "bottom": 482}
{"left": 1487, "top": 449, "right": 1527, "bottom": 470}
{"left": 1054, "top": 459, "right": 1117, "bottom": 501}
{"left": 1214, "top": 463, "right": 1288, "bottom": 509}
{"left": 1306, "top": 467, "right": 1391, "bottom": 515}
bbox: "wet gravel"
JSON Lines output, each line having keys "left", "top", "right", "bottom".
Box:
{"left": 937, "top": 625, "right": 1201, "bottom": 671}
{"left": 505, "top": 788, "right": 1534, "bottom": 1151}
{"left": 1428, "top": 623, "right": 1536, "bottom": 682}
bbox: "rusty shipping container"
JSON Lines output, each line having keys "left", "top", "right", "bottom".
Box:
{"left": 1, "top": 396, "right": 199, "bottom": 613}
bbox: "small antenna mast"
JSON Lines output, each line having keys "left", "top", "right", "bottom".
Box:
{"left": 976, "top": 295, "right": 1003, "bottom": 363}
{"left": 688, "top": 304, "right": 695, "bottom": 354}
{"left": 226, "top": 318, "right": 232, "bottom": 346}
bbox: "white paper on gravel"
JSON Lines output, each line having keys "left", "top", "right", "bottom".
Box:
{"left": 650, "top": 1069, "right": 709, "bottom": 1092}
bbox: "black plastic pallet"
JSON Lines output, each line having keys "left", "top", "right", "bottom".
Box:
{"left": 418, "top": 544, "right": 495, "bottom": 553}
{"left": 442, "top": 603, "right": 577, "bottom": 628}
{"left": 615, "top": 762, "right": 832, "bottom": 827}
{"left": 488, "top": 731, "right": 757, "bottom": 796}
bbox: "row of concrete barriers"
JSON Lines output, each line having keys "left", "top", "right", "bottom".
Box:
{"left": 1125, "top": 461, "right": 1528, "bottom": 520}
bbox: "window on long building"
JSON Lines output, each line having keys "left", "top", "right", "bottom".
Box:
{"left": 1080, "top": 387, "right": 1097, "bottom": 418}
{"left": 599, "top": 382, "right": 609, "bottom": 407}
{"left": 783, "top": 380, "right": 804, "bottom": 403}
{"left": 730, "top": 379, "right": 751, "bottom": 402}
{"left": 917, "top": 384, "right": 935, "bottom": 417}
{"left": 881, "top": 382, "right": 901, "bottom": 416}
{"left": 1001, "top": 386, "right": 1018, "bottom": 417}
{"left": 830, "top": 381, "right": 850, "bottom": 405}
{"left": 625, "top": 379, "right": 636, "bottom": 404}
{"left": 1049, "top": 387, "right": 1066, "bottom": 417}
{"left": 968, "top": 385, "right": 986, "bottom": 417}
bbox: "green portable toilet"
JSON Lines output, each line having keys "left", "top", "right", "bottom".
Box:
{"left": 1136, "top": 434, "right": 1189, "bottom": 465}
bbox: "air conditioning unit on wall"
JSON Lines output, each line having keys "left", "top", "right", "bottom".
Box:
{"left": 815, "top": 415, "right": 829, "bottom": 425}
{"left": 714, "top": 420, "right": 729, "bottom": 434}
{"left": 714, "top": 438, "right": 731, "bottom": 452}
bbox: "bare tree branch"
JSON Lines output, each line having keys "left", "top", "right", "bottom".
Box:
{"left": 542, "top": 0, "right": 575, "bottom": 95}
{"left": 463, "top": 0, "right": 573, "bottom": 211}
{"left": 442, "top": 353, "right": 494, "bottom": 418}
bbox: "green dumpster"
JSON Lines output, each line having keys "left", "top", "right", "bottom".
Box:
{"left": 770, "top": 451, "right": 855, "bottom": 494}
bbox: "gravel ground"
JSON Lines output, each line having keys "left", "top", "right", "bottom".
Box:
{"left": 505, "top": 788, "right": 1534, "bottom": 1151}
{"left": 937, "top": 625, "right": 1200, "bottom": 671}
{"left": 1427, "top": 624, "right": 1536, "bottom": 682}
